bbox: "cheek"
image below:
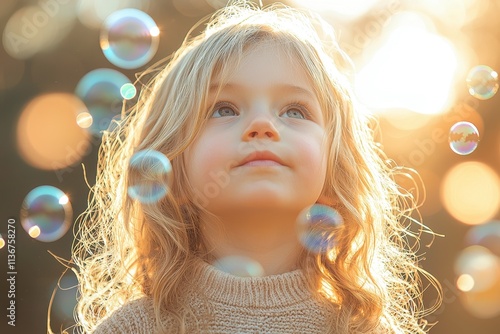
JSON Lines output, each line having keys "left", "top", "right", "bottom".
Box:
{"left": 294, "top": 131, "right": 328, "bottom": 176}
{"left": 185, "top": 133, "right": 231, "bottom": 183}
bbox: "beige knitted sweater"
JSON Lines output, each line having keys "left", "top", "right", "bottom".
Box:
{"left": 93, "top": 259, "right": 335, "bottom": 333}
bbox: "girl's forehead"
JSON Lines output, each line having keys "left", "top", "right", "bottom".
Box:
{"left": 210, "top": 43, "right": 315, "bottom": 91}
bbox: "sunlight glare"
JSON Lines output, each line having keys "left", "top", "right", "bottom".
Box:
{"left": 355, "top": 12, "right": 458, "bottom": 115}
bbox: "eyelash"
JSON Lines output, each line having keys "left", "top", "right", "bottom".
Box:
{"left": 210, "top": 101, "right": 314, "bottom": 120}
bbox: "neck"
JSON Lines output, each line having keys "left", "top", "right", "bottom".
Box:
{"left": 200, "top": 210, "right": 304, "bottom": 276}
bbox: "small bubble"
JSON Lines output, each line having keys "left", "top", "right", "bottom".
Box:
{"left": 466, "top": 65, "right": 499, "bottom": 100}
{"left": 296, "top": 204, "right": 343, "bottom": 254}
{"left": 100, "top": 8, "right": 160, "bottom": 69}
{"left": 127, "top": 150, "right": 173, "bottom": 204}
{"left": 213, "top": 255, "right": 265, "bottom": 277}
{"left": 51, "top": 274, "right": 79, "bottom": 322}
{"left": 76, "top": 112, "right": 93, "bottom": 129}
{"left": 120, "top": 83, "right": 137, "bottom": 100}
{"left": 448, "top": 121, "right": 479, "bottom": 155}
{"left": 20, "top": 186, "right": 73, "bottom": 242}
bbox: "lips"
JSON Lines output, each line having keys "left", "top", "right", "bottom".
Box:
{"left": 237, "top": 150, "right": 285, "bottom": 167}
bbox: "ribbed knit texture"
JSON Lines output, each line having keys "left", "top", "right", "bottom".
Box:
{"left": 93, "top": 258, "right": 334, "bottom": 333}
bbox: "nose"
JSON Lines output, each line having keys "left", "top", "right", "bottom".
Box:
{"left": 242, "top": 115, "right": 281, "bottom": 141}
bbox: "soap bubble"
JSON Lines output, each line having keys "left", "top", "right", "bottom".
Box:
{"left": 296, "top": 204, "right": 343, "bottom": 254}
{"left": 75, "top": 68, "right": 131, "bottom": 136}
{"left": 466, "top": 221, "right": 500, "bottom": 257}
{"left": 127, "top": 150, "right": 173, "bottom": 204}
{"left": 20, "top": 186, "right": 73, "bottom": 242}
{"left": 448, "top": 121, "right": 479, "bottom": 155}
{"left": 100, "top": 8, "right": 159, "bottom": 69}
{"left": 213, "top": 255, "right": 265, "bottom": 277}
{"left": 466, "top": 65, "right": 499, "bottom": 100}
{"left": 120, "top": 83, "right": 137, "bottom": 100}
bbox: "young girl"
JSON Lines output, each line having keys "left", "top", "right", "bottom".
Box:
{"left": 73, "top": 1, "right": 441, "bottom": 333}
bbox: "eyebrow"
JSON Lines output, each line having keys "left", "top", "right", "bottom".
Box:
{"left": 209, "top": 82, "right": 317, "bottom": 101}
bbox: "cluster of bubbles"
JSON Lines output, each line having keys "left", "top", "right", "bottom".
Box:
{"left": 19, "top": 186, "right": 73, "bottom": 243}
{"left": 72, "top": 8, "right": 158, "bottom": 137}
{"left": 455, "top": 221, "right": 500, "bottom": 318}
{"left": 8, "top": 149, "right": 172, "bottom": 243}
{"left": 447, "top": 65, "right": 498, "bottom": 155}
{"left": 8, "top": 7, "right": 159, "bottom": 241}
{"left": 445, "top": 64, "right": 499, "bottom": 317}
{"left": 70, "top": 7, "right": 158, "bottom": 137}
{"left": 296, "top": 204, "right": 343, "bottom": 254}
{"left": 204, "top": 204, "right": 344, "bottom": 277}
{"left": 127, "top": 150, "right": 173, "bottom": 204}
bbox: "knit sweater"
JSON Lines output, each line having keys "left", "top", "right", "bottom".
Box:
{"left": 93, "top": 259, "right": 335, "bottom": 333}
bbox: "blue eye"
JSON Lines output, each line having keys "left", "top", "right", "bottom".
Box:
{"left": 282, "top": 104, "right": 311, "bottom": 120}
{"left": 211, "top": 103, "right": 237, "bottom": 118}
{"left": 284, "top": 108, "right": 305, "bottom": 119}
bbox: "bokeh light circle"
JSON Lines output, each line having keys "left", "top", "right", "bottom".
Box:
{"left": 20, "top": 186, "right": 73, "bottom": 242}
{"left": 455, "top": 246, "right": 500, "bottom": 319}
{"left": 448, "top": 121, "right": 479, "bottom": 155}
{"left": 127, "top": 150, "right": 173, "bottom": 204}
{"left": 100, "top": 8, "right": 159, "bottom": 69}
{"left": 460, "top": 282, "right": 500, "bottom": 319}
{"left": 440, "top": 162, "right": 500, "bottom": 225}
{"left": 454, "top": 245, "right": 500, "bottom": 293}
{"left": 0, "top": 234, "right": 5, "bottom": 249}
{"left": 213, "top": 255, "right": 265, "bottom": 277}
{"left": 16, "top": 93, "right": 91, "bottom": 170}
{"left": 457, "top": 274, "right": 475, "bottom": 292}
{"left": 466, "top": 65, "right": 499, "bottom": 100}
{"left": 296, "top": 204, "right": 343, "bottom": 254}
{"left": 75, "top": 68, "right": 131, "bottom": 136}
{"left": 3, "top": 5, "right": 76, "bottom": 60}
{"left": 77, "top": 0, "right": 151, "bottom": 29}
{"left": 465, "top": 220, "right": 500, "bottom": 257}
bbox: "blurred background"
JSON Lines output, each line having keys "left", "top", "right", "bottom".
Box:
{"left": 1, "top": 0, "right": 500, "bottom": 333}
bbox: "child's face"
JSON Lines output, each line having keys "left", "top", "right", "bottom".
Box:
{"left": 185, "top": 44, "right": 328, "bottom": 217}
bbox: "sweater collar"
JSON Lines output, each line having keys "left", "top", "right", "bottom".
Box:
{"left": 190, "top": 258, "right": 314, "bottom": 308}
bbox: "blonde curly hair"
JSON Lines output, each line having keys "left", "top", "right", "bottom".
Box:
{"left": 71, "top": 1, "right": 441, "bottom": 333}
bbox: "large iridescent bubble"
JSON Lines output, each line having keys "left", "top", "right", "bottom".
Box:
{"left": 20, "top": 186, "right": 73, "bottom": 242}
{"left": 75, "top": 68, "right": 131, "bottom": 136}
{"left": 296, "top": 204, "right": 343, "bottom": 254}
{"left": 127, "top": 150, "right": 173, "bottom": 204}
{"left": 100, "top": 8, "right": 159, "bottom": 69}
